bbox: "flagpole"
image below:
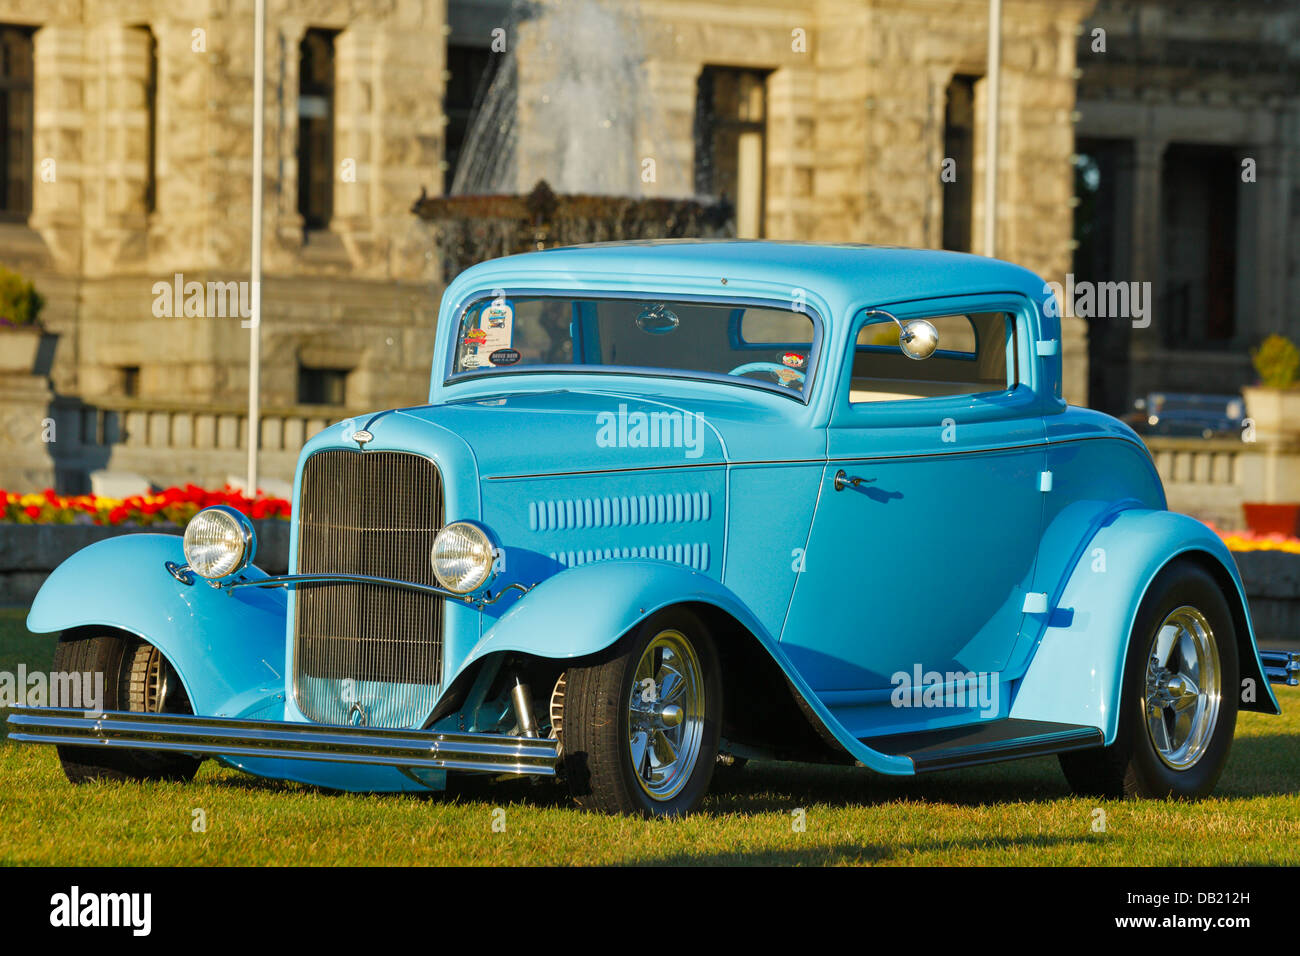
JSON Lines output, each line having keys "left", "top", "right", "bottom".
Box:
{"left": 984, "top": 0, "right": 1002, "bottom": 258}
{"left": 246, "top": 0, "right": 266, "bottom": 493}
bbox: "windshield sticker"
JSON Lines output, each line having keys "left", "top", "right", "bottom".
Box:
{"left": 480, "top": 302, "right": 514, "bottom": 354}
{"left": 489, "top": 347, "right": 521, "bottom": 366}
{"left": 782, "top": 352, "right": 807, "bottom": 369}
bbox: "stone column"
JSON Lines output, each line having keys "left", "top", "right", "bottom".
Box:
{"left": 764, "top": 66, "right": 815, "bottom": 240}
{"left": 373, "top": 23, "right": 446, "bottom": 279}
{"left": 269, "top": 20, "right": 309, "bottom": 263}
{"left": 333, "top": 25, "right": 378, "bottom": 229}
{"left": 641, "top": 57, "right": 696, "bottom": 199}
{"left": 28, "top": 24, "right": 85, "bottom": 272}
{"left": 1129, "top": 132, "right": 1165, "bottom": 391}
{"left": 84, "top": 23, "right": 154, "bottom": 276}
{"left": 1247, "top": 137, "right": 1291, "bottom": 339}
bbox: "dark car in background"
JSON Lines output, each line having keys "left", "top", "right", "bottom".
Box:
{"left": 1124, "top": 393, "right": 1246, "bottom": 440}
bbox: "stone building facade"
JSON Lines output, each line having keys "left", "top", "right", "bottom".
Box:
{"left": 0, "top": 0, "right": 1093, "bottom": 491}
{"left": 1075, "top": 0, "right": 1300, "bottom": 414}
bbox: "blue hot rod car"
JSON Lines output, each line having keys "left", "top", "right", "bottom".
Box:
{"left": 9, "top": 242, "right": 1296, "bottom": 817}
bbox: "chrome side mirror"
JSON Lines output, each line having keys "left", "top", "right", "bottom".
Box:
{"left": 899, "top": 319, "right": 938, "bottom": 360}
{"left": 865, "top": 309, "right": 939, "bottom": 361}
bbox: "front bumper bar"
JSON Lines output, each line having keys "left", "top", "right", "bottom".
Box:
{"left": 1260, "top": 650, "right": 1300, "bottom": 687}
{"left": 5, "top": 707, "right": 560, "bottom": 777}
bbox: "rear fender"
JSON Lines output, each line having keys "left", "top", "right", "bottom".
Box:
{"left": 455, "top": 560, "right": 916, "bottom": 774}
{"left": 26, "top": 534, "right": 288, "bottom": 718}
{"left": 1011, "top": 509, "right": 1280, "bottom": 741}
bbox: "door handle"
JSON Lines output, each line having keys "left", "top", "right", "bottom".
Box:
{"left": 833, "top": 469, "right": 874, "bottom": 491}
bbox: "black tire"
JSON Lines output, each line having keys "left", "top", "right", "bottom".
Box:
{"left": 1060, "top": 562, "right": 1238, "bottom": 799}
{"left": 562, "top": 607, "right": 721, "bottom": 817}
{"left": 52, "top": 630, "right": 201, "bottom": 784}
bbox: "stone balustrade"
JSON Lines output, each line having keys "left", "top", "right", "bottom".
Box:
{"left": 10, "top": 394, "right": 345, "bottom": 493}
{"left": 1144, "top": 436, "right": 1300, "bottom": 530}
{"left": 1145, "top": 437, "right": 1247, "bottom": 529}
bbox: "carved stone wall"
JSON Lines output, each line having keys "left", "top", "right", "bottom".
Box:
{"left": 0, "top": 0, "right": 1093, "bottom": 490}
{"left": 1077, "top": 0, "right": 1300, "bottom": 405}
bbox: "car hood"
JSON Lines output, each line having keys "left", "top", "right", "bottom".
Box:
{"left": 392, "top": 389, "right": 731, "bottom": 477}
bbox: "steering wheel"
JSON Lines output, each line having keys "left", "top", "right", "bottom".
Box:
{"left": 728, "top": 361, "right": 806, "bottom": 387}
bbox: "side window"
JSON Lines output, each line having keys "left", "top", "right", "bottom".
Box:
{"left": 849, "top": 311, "right": 1018, "bottom": 404}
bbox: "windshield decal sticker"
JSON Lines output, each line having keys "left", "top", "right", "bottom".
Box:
{"left": 481, "top": 301, "right": 514, "bottom": 355}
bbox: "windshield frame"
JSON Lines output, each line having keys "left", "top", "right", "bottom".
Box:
{"left": 441, "top": 288, "right": 825, "bottom": 404}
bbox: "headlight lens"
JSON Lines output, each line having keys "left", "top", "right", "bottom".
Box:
{"left": 183, "top": 506, "right": 255, "bottom": 580}
{"left": 431, "top": 521, "right": 497, "bottom": 594}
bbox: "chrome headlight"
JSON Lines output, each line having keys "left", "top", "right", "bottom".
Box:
{"left": 183, "top": 506, "right": 256, "bottom": 580}
{"left": 431, "top": 521, "right": 498, "bottom": 595}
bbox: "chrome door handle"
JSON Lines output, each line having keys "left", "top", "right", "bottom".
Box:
{"left": 833, "top": 470, "right": 874, "bottom": 491}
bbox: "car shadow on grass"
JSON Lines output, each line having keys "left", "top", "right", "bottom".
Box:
{"left": 186, "top": 731, "right": 1300, "bottom": 809}
{"left": 192, "top": 756, "right": 1071, "bottom": 811}
{"left": 633, "top": 833, "right": 1089, "bottom": 867}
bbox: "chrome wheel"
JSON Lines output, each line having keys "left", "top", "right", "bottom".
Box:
{"left": 627, "top": 629, "right": 706, "bottom": 801}
{"left": 1144, "top": 606, "right": 1221, "bottom": 770}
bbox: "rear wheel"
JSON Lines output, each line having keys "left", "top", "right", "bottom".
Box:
{"left": 52, "top": 630, "right": 201, "bottom": 784}
{"left": 562, "top": 608, "right": 720, "bottom": 817}
{"left": 1060, "top": 563, "right": 1238, "bottom": 799}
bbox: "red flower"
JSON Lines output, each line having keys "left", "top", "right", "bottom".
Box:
{"left": 24, "top": 505, "right": 40, "bottom": 519}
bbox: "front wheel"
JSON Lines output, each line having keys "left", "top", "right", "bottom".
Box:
{"left": 562, "top": 608, "right": 721, "bottom": 817}
{"left": 52, "top": 629, "right": 201, "bottom": 784}
{"left": 1060, "top": 563, "right": 1238, "bottom": 799}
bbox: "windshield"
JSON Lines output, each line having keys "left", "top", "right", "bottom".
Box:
{"left": 449, "top": 294, "right": 819, "bottom": 399}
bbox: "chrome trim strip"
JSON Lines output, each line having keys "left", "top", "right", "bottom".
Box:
{"left": 482, "top": 435, "right": 1145, "bottom": 481}
{"left": 228, "top": 573, "right": 467, "bottom": 599}
{"left": 5, "top": 707, "right": 559, "bottom": 777}
{"left": 222, "top": 573, "right": 530, "bottom": 607}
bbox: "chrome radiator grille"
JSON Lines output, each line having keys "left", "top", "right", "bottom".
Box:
{"left": 293, "top": 449, "right": 444, "bottom": 728}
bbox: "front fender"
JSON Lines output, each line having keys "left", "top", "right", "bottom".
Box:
{"left": 456, "top": 560, "right": 915, "bottom": 774}
{"left": 27, "top": 534, "right": 288, "bottom": 718}
{"left": 1011, "top": 509, "right": 1280, "bottom": 741}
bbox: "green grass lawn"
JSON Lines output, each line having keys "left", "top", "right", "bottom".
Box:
{"left": 2, "top": 605, "right": 1297, "bottom": 866}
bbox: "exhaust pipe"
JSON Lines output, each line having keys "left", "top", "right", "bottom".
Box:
{"left": 1260, "top": 649, "right": 1300, "bottom": 687}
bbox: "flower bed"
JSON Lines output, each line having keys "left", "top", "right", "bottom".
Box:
{"left": 1, "top": 485, "right": 290, "bottom": 527}
{"left": 1207, "top": 523, "right": 1300, "bottom": 555}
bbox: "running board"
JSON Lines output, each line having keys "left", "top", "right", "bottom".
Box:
{"left": 5, "top": 707, "right": 560, "bottom": 777}
{"left": 862, "top": 718, "right": 1104, "bottom": 773}
{"left": 1259, "top": 649, "right": 1300, "bottom": 687}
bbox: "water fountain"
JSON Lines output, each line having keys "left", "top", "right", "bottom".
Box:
{"left": 412, "top": 0, "right": 731, "bottom": 280}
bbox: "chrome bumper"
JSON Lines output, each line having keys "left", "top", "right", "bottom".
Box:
{"left": 1260, "top": 650, "right": 1300, "bottom": 687}
{"left": 5, "top": 707, "right": 560, "bottom": 777}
